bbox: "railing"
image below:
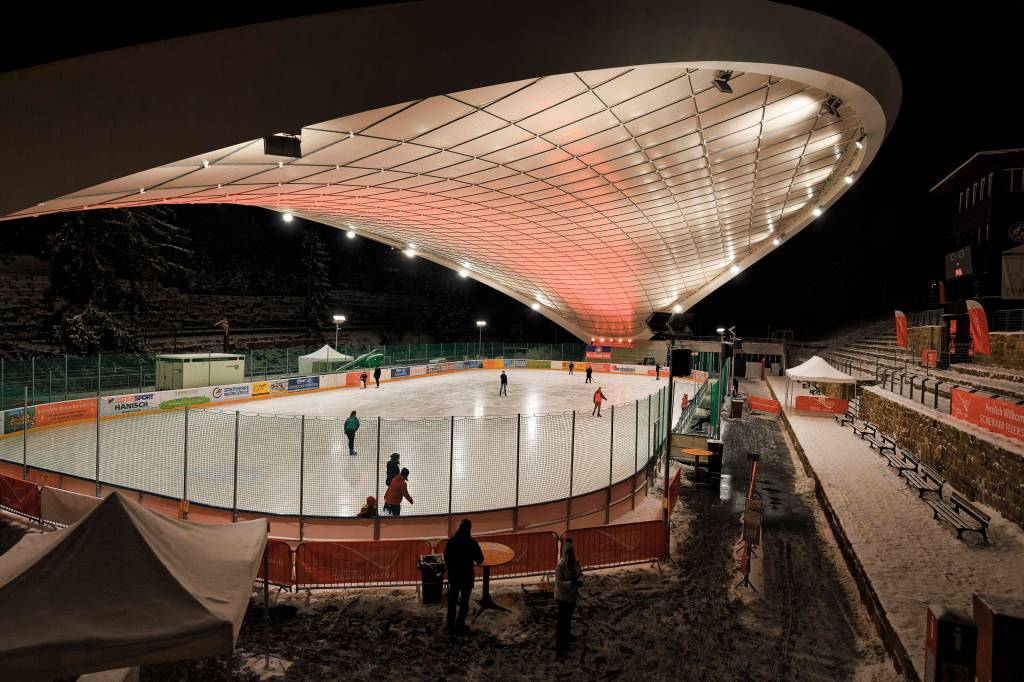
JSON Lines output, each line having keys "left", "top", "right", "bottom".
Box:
{"left": 0, "top": 382, "right": 670, "bottom": 538}
{"left": 992, "top": 309, "right": 1024, "bottom": 332}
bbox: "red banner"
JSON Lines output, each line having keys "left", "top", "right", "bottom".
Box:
{"left": 295, "top": 539, "right": 432, "bottom": 587}
{"left": 257, "top": 539, "right": 294, "bottom": 587}
{"left": 967, "top": 299, "right": 991, "bottom": 356}
{"left": 951, "top": 389, "right": 1024, "bottom": 442}
{"left": 794, "top": 396, "right": 849, "bottom": 414}
{"left": 34, "top": 398, "right": 98, "bottom": 428}
{"left": 436, "top": 531, "right": 558, "bottom": 580}
{"left": 747, "top": 396, "right": 781, "bottom": 414}
{"left": 567, "top": 520, "right": 666, "bottom": 569}
{"left": 895, "top": 310, "right": 908, "bottom": 348}
{"left": 0, "top": 473, "right": 41, "bottom": 519}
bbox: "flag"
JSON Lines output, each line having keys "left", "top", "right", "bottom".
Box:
{"left": 894, "top": 310, "right": 908, "bottom": 348}
{"left": 966, "top": 299, "right": 991, "bottom": 355}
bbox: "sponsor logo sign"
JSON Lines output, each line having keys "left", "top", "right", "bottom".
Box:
{"left": 390, "top": 367, "right": 410, "bottom": 378}
{"left": 794, "top": 396, "right": 848, "bottom": 415}
{"left": 585, "top": 345, "right": 612, "bottom": 359}
{"left": 102, "top": 392, "right": 159, "bottom": 416}
{"left": 35, "top": 399, "right": 97, "bottom": 427}
{"left": 482, "top": 359, "right": 503, "bottom": 369}
{"left": 251, "top": 381, "right": 270, "bottom": 396}
{"left": 211, "top": 384, "right": 251, "bottom": 401}
{"left": 746, "top": 396, "right": 781, "bottom": 414}
{"left": 612, "top": 364, "right": 637, "bottom": 373}
{"left": 288, "top": 376, "right": 320, "bottom": 392}
{"left": 269, "top": 380, "right": 289, "bottom": 394}
{"left": 426, "top": 363, "right": 442, "bottom": 375}
{"left": 3, "top": 407, "right": 35, "bottom": 433}
{"left": 410, "top": 365, "right": 427, "bottom": 376}
{"left": 504, "top": 359, "right": 527, "bottom": 368}
{"left": 590, "top": 363, "right": 611, "bottom": 373}
{"left": 951, "top": 388, "right": 1024, "bottom": 442}
{"left": 159, "top": 388, "right": 212, "bottom": 410}
{"left": 346, "top": 372, "right": 361, "bottom": 386}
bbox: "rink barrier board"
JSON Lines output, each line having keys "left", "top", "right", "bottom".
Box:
{"left": 0, "top": 359, "right": 666, "bottom": 440}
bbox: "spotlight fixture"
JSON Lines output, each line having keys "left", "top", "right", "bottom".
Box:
{"left": 404, "top": 248, "right": 415, "bottom": 257}
{"left": 672, "top": 304, "right": 683, "bottom": 313}
{"left": 458, "top": 269, "right": 469, "bottom": 278}
{"left": 531, "top": 302, "right": 540, "bottom": 311}
{"left": 772, "top": 238, "right": 781, "bottom": 246}
{"left": 716, "top": 327, "right": 726, "bottom": 334}
{"left": 844, "top": 175, "right": 854, "bottom": 185}
{"left": 712, "top": 70, "right": 734, "bottom": 94}
{"left": 346, "top": 230, "right": 356, "bottom": 239}
{"left": 730, "top": 265, "right": 740, "bottom": 274}
{"left": 812, "top": 207, "right": 823, "bottom": 217}
{"left": 855, "top": 132, "right": 866, "bottom": 150}
{"left": 282, "top": 213, "right": 293, "bottom": 223}
{"left": 822, "top": 95, "right": 843, "bottom": 117}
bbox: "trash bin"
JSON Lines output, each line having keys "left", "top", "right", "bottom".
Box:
{"left": 730, "top": 398, "right": 744, "bottom": 419}
{"left": 706, "top": 439, "right": 724, "bottom": 475}
{"left": 417, "top": 554, "right": 446, "bottom": 605}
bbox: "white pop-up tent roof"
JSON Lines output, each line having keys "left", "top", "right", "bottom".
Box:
{"left": 298, "top": 344, "right": 354, "bottom": 374}
{"left": 786, "top": 355, "right": 856, "bottom": 383}
{"left": 0, "top": 492, "right": 266, "bottom": 680}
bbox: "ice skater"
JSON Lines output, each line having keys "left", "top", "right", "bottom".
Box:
{"left": 499, "top": 370, "right": 508, "bottom": 396}
{"left": 568, "top": 361, "right": 575, "bottom": 376}
{"left": 444, "top": 519, "right": 484, "bottom": 637}
{"left": 384, "top": 467, "right": 414, "bottom": 515}
{"left": 592, "top": 386, "right": 607, "bottom": 416}
{"left": 555, "top": 538, "right": 583, "bottom": 655}
{"left": 356, "top": 496, "right": 378, "bottom": 518}
{"left": 655, "top": 362, "right": 661, "bottom": 380}
{"left": 344, "top": 410, "right": 360, "bottom": 456}
{"left": 373, "top": 365, "right": 381, "bottom": 388}
{"left": 585, "top": 366, "right": 593, "bottom": 383}
{"left": 386, "top": 452, "right": 401, "bottom": 487}
{"left": 360, "top": 371, "right": 368, "bottom": 388}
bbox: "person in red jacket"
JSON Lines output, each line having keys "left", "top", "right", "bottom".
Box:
{"left": 384, "top": 467, "right": 414, "bottom": 516}
{"left": 592, "top": 386, "right": 607, "bottom": 416}
{"left": 680, "top": 393, "right": 689, "bottom": 412}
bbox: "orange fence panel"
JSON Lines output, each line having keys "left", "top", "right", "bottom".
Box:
{"left": 295, "top": 539, "right": 432, "bottom": 588}
{"left": 794, "top": 396, "right": 848, "bottom": 415}
{"left": 667, "top": 468, "right": 682, "bottom": 513}
{"left": 257, "top": 539, "right": 294, "bottom": 588}
{"left": 436, "top": 530, "right": 559, "bottom": 580}
{"left": 0, "top": 473, "right": 41, "bottom": 521}
{"left": 566, "top": 519, "right": 666, "bottom": 569}
{"left": 746, "top": 396, "right": 780, "bottom": 414}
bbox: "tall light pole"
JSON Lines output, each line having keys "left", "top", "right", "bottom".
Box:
{"left": 333, "top": 314, "right": 346, "bottom": 349}
{"left": 476, "top": 320, "right": 487, "bottom": 357}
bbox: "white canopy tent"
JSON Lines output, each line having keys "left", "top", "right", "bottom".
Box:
{"left": 0, "top": 492, "right": 266, "bottom": 680}
{"left": 783, "top": 355, "right": 856, "bottom": 407}
{"left": 298, "top": 344, "right": 354, "bottom": 375}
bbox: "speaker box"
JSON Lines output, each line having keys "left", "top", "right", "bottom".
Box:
{"left": 671, "top": 348, "right": 691, "bottom": 376}
{"left": 263, "top": 134, "right": 302, "bottom": 158}
{"left": 645, "top": 312, "right": 672, "bottom": 333}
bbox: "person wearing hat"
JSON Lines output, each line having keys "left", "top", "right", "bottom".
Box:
{"left": 385, "top": 453, "right": 401, "bottom": 487}
{"left": 383, "top": 467, "right": 414, "bottom": 516}
{"left": 555, "top": 538, "right": 584, "bottom": 653}
{"left": 443, "top": 519, "right": 484, "bottom": 636}
{"left": 356, "top": 496, "right": 378, "bottom": 518}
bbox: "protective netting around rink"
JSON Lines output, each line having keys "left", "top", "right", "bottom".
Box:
{"left": 0, "top": 386, "right": 670, "bottom": 520}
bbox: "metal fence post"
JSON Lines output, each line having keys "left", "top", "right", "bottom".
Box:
{"left": 31, "top": 357, "right": 35, "bottom": 406}
{"left": 232, "top": 411, "right": 240, "bottom": 522}
{"left": 447, "top": 415, "right": 455, "bottom": 536}
{"left": 606, "top": 404, "right": 615, "bottom": 524}
{"left": 298, "top": 415, "right": 305, "bottom": 540}
{"left": 1, "top": 356, "right": 4, "bottom": 411}
{"left": 95, "top": 396, "right": 102, "bottom": 495}
{"left": 513, "top": 413, "right": 521, "bottom": 530}
{"left": 64, "top": 355, "right": 69, "bottom": 401}
{"left": 22, "top": 386, "right": 28, "bottom": 479}
{"left": 140, "top": 362, "right": 144, "bottom": 392}
{"left": 97, "top": 354, "right": 102, "bottom": 397}
{"left": 567, "top": 410, "right": 576, "bottom": 530}
{"left": 182, "top": 408, "right": 190, "bottom": 520}
{"left": 633, "top": 399, "right": 639, "bottom": 510}
{"left": 374, "top": 416, "right": 381, "bottom": 540}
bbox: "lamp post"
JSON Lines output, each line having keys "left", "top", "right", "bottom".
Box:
{"left": 476, "top": 320, "right": 487, "bottom": 357}
{"left": 333, "top": 314, "right": 346, "bottom": 349}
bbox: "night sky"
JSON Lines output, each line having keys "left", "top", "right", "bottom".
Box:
{"left": 1, "top": 2, "right": 1016, "bottom": 341}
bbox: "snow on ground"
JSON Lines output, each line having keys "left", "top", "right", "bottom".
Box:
{"left": 768, "top": 376, "right": 1024, "bottom": 678}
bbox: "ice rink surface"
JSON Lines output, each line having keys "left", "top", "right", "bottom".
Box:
{"left": 204, "top": 368, "right": 694, "bottom": 419}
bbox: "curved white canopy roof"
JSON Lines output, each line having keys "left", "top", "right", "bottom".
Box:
{"left": 786, "top": 355, "right": 856, "bottom": 383}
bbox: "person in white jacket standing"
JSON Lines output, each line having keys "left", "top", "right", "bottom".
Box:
{"left": 555, "top": 538, "right": 584, "bottom": 653}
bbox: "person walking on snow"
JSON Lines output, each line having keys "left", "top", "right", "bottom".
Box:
{"left": 585, "top": 366, "right": 593, "bottom": 383}
{"left": 385, "top": 453, "right": 401, "bottom": 487}
{"left": 384, "top": 467, "right": 413, "bottom": 516}
{"left": 732, "top": 376, "right": 739, "bottom": 397}
{"left": 360, "top": 371, "right": 368, "bottom": 388}
{"left": 568, "top": 361, "right": 575, "bottom": 376}
{"left": 443, "top": 519, "right": 484, "bottom": 636}
{"left": 499, "top": 370, "right": 508, "bottom": 396}
{"left": 555, "top": 538, "right": 584, "bottom": 654}
{"left": 344, "top": 410, "right": 360, "bottom": 456}
{"left": 680, "top": 393, "right": 689, "bottom": 412}
{"left": 592, "top": 386, "right": 607, "bottom": 416}
{"left": 373, "top": 365, "right": 381, "bottom": 388}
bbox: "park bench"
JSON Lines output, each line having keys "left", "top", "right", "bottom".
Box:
{"left": 865, "top": 431, "right": 896, "bottom": 456}
{"left": 882, "top": 447, "right": 917, "bottom": 472}
{"left": 834, "top": 408, "right": 857, "bottom": 427}
{"left": 851, "top": 421, "right": 876, "bottom": 439}
{"left": 900, "top": 461, "right": 945, "bottom": 498}
{"left": 925, "top": 492, "right": 990, "bottom": 542}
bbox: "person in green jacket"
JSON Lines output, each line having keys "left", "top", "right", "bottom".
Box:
{"left": 344, "top": 410, "right": 360, "bottom": 456}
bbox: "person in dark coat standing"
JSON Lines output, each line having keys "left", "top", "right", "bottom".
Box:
{"left": 443, "top": 519, "right": 484, "bottom": 636}
{"left": 585, "top": 366, "right": 593, "bottom": 383}
{"left": 385, "top": 453, "right": 401, "bottom": 487}
{"left": 568, "top": 361, "right": 575, "bottom": 376}
{"left": 499, "top": 370, "right": 508, "bottom": 396}
{"left": 732, "top": 376, "right": 739, "bottom": 397}
{"left": 373, "top": 365, "right": 382, "bottom": 388}
{"left": 360, "top": 371, "right": 368, "bottom": 388}
{"left": 555, "top": 538, "right": 583, "bottom": 653}
{"left": 655, "top": 363, "right": 661, "bottom": 380}
{"left": 343, "top": 411, "right": 360, "bottom": 456}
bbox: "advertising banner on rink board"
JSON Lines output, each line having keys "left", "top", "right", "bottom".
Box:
{"left": 482, "top": 359, "right": 503, "bottom": 369}
{"left": 611, "top": 364, "right": 639, "bottom": 374}
{"left": 390, "top": 367, "right": 410, "bottom": 378}
{"left": 951, "top": 388, "right": 1024, "bottom": 441}
{"left": 288, "top": 376, "right": 320, "bottom": 392}
{"left": 251, "top": 381, "right": 270, "bottom": 396}
{"left": 35, "top": 398, "right": 97, "bottom": 427}
{"left": 3, "top": 407, "right": 35, "bottom": 434}
{"left": 503, "top": 359, "right": 527, "bottom": 368}
{"left": 101, "top": 392, "right": 160, "bottom": 416}
{"left": 346, "top": 372, "right": 361, "bottom": 386}
{"left": 794, "top": 396, "right": 848, "bottom": 415}
{"left": 210, "top": 384, "right": 251, "bottom": 402}
{"left": 590, "top": 363, "right": 611, "bottom": 373}
{"left": 585, "top": 345, "right": 612, "bottom": 359}
{"left": 410, "top": 365, "right": 427, "bottom": 376}
{"left": 269, "top": 379, "right": 289, "bottom": 394}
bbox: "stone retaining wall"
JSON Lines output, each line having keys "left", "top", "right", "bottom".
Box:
{"left": 859, "top": 387, "right": 1024, "bottom": 528}
{"left": 975, "top": 332, "right": 1024, "bottom": 371}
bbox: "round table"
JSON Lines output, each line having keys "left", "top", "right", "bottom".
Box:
{"left": 681, "top": 448, "right": 714, "bottom": 484}
{"left": 476, "top": 542, "right": 515, "bottom": 616}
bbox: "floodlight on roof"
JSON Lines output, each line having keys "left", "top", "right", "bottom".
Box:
{"left": 346, "top": 230, "right": 356, "bottom": 238}
{"left": 772, "top": 237, "right": 781, "bottom": 246}
{"left": 672, "top": 304, "right": 683, "bottom": 313}
{"left": 282, "top": 212, "right": 293, "bottom": 222}
{"left": 855, "top": 132, "right": 866, "bottom": 150}
{"left": 712, "top": 70, "right": 734, "bottom": 94}
{"left": 716, "top": 327, "right": 726, "bottom": 334}
{"left": 822, "top": 94, "right": 843, "bottom": 117}
{"left": 730, "top": 265, "right": 740, "bottom": 274}
{"left": 812, "top": 207, "right": 823, "bottom": 217}
{"left": 844, "top": 175, "right": 854, "bottom": 184}
{"left": 458, "top": 269, "right": 469, "bottom": 278}
{"left": 531, "top": 302, "right": 540, "bottom": 310}
{"left": 404, "top": 248, "right": 415, "bottom": 258}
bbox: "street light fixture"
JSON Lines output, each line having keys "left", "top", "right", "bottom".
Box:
{"left": 476, "top": 320, "right": 486, "bottom": 356}
{"left": 333, "top": 314, "right": 346, "bottom": 349}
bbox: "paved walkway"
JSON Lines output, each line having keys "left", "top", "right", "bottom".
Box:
{"left": 767, "top": 376, "right": 1024, "bottom": 678}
